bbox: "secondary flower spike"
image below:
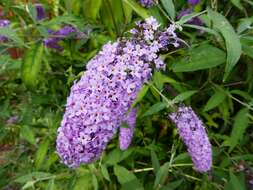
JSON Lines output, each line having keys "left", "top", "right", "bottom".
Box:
{"left": 0, "top": 19, "right": 10, "bottom": 42}
{"left": 169, "top": 106, "right": 212, "bottom": 172}
{"left": 119, "top": 109, "right": 137, "bottom": 150}
{"left": 139, "top": 0, "right": 155, "bottom": 7}
{"left": 56, "top": 17, "right": 180, "bottom": 168}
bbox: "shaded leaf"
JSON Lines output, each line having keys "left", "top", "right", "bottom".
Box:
{"left": 203, "top": 90, "right": 226, "bottom": 112}
{"left": 208, "top": 9, "right": 242, "bottom": 81}
{"left": 142, "top": 102, "right": 167, "bottom": 117}
{"left": 161, "top": 0, "right": 175, "bottom": 20}
{"left": 223, "top": 108, "right": 249, "bottom": 152}
{"left": 173, "top": 90, "right": 197, "bottom": 103}
{"left": 171, "top": 44, "right": 226, "bottom": 72}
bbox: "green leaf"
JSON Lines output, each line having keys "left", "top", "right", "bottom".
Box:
{"left": 172, "top": 90, "right": 197, "bottom": 103}
{"left": 131, "top": 85, "right": 149, "bottom": 108}
{"left": 123, "top": 0, "right": 150, "bottom": 19}
{"left": 161, "top": 0, "right": 175, "bottom": 20}
{"left": 223, "top": 108, "right": 249, "bottom": 152}
{"left": 74, "top": 173, "right": 93, "bottom": 190}
{"left": 122, "top": 0, "right": 133, "bottom": 23}
{"left": 208, "top": 9, "right": 242, "bottom": 81}
{"left": 92, "top": 174, "right": 98, "bottom": 190}
{"left": 114, "top": 165, "right": 143, "bottom": 189}
{"left": 151, "top": 150, "right": 160, "bottom": 174}
{"left": 0, "top": 27, "right": 25, "bottom": 47}
{"left": 35, "top": 139, "right": 50, "bottom": 170}
{"left": 101, "top": 164, "right": 110, "bottom": 181}
{"left": 227, "top": 171, "right": 246, "bottom": 190}
{"left": 161, "top": 179, "right": 183, "bottom": 190}
{"left": 20, "top": 125, "right": 36, "bottom": 145}
{"left": 203, "top": 90, "right": 226, "bottom": 112}
{"left": 171, "top": 44, "right": 226, "bottom": 72}
{"left": 114, "top": 165, "right": 135, "bottom": 184}
{"left": 142, "top": 102, "right": 167, "bottom": 117}
{"left": 153, "top": 71, "right": 177, "bottom": 90}
{"left": 154, "top": 162, "right": 171, "bottom": 189}
{"left": 15, "top": 172, "right": 53, "bottom": 183}
{"left": 231, "top": 0, "right": 243, "bottom": 10}
{"left": 21, "top": 43, "right": 44, "bottom": 89}
{"left": 46, "top": 179, "right": 55, "bottom": 190}
{"left": 176, "top": 12, "right": 203, "bottom": 25}
{"left": 83, "top": 0, "right": 102, "bottom": 20}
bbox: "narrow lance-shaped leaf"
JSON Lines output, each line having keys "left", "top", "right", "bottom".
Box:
{"left": 21, "top": 43, "right": 44, "bottom": 89}
{"left": 171, "top": 44, "right": 226, "bottom": 72}
{"left": 223, "top": 108, "right": 249, "bottom": 152}
{"left": 160, "top": 0, "right": 175, "bottom": 20}
{"left": 208, "top": 9, "right": 242, "bottom": 81}
{"left": 203, "top": 89, "right": 227, "bottom": 112}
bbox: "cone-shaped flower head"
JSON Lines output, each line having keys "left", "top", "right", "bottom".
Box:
{"left": 169, "top": 106, "right": 212, "bottom": 172}
{"left": 56, "top": 17, "right": 180, "bottom": 168}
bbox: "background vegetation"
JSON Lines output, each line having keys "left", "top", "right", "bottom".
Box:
{"left": 0, "top": 0, "right": 253, "bottom": 189}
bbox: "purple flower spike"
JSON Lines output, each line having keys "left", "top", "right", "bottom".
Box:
{"left": 35, "top": 4, "right": 46, "bottom": 20}
{"left": 119, "top": 109, "right": 137, "bottom": 150}
{"left": 169, "top": 106, "right": 212, "bottom": 172}
{"left": 43, "top": 26, "right": 79, "bottom": 51}
{"left": 177, "top": 8, "right": 203, "bottom": 26}
{"left": 139, "top": 0, "right": 155, "bottom": 8}
{"left": 56, "top": 17, "right": 180, "bottom": 168}
{"left": 188, "top": 0, "right": 200, "bottom": 6}
{"left": 0, "top": 19, "right": 10, "bottom": 42}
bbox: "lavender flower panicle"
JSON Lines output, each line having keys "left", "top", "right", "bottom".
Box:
{"left": 119, "top": 109, "right": 137, "bottom": 150}
{"left": 0, "top": 19, "right": 10, "bottom": 42}
{"left": 56, "top": 17, "right": 179, "bottom": 168}
{"left": 169, "top": 106, "right": 212, "bottom": 172}
{"left": 188, "top": 0, "right": 200, "bottom": 6}
{"left": 43, "top": 26, "right": 80, "bottom": 51}
{"left": 35, "top": 4, "right": 46, "bottom": 20}
{"left": 139, "top": 0, "right": 155, "bottom": 8}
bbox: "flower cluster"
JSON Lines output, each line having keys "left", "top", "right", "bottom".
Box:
{"left": 169, "top": 106, "right": 212, "bottom": 172}
{"left": 0, "top": 19, "right": 10, "bottom": 42}
{"left": 56, "top": 17, "right": 180, "bottom": 168}
{"left": 43, "top": 26, "right": 82, "bottom": 51}
{"left": 139, "top": 0, "right": 156, "bottom": 8}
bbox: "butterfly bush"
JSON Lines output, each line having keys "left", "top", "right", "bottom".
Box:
{"left": 56, "top": 17, "right": 180, "bottom": 168}
{"left": 169, "top": 106, "right": 212, "bottom": 172}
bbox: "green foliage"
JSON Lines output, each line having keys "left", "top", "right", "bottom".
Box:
{"left": 0, "top": 0, "right": 253, "bottom": 190}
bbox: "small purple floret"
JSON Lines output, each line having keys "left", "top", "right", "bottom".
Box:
{"left": 169, "top": 106, "right": 212, "bottom": 172}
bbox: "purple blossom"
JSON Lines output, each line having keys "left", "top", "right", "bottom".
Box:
{"left": 188, "top": 0, "right": 200, "bottom": 6}
{"left": 0, "top": 19, "right": 10, "bottom": 42}
{"left": 119, "top": 109, "right": 137, "bottom": 150}
{"left": 43, "top": 26, "right": 80, "bottom": 51}
{"left": 139, "top": 0, "right": 155, "bottom": 8}
{"left": 169, "top": 106, "right": 212, "bottom": 172}
{"left": 56, "top": 17, "right": 180, "bottom": 168}
{"left": 177, "top": 8, "right": 203, "bottom": 26}
{"left": 35, "top": 4, "right": 46, "bottom": 20}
